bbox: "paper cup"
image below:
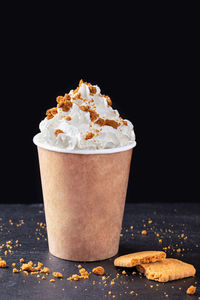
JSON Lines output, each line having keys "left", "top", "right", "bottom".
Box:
{"left": 33, "top": 133, "right": 135, "bottom": 261}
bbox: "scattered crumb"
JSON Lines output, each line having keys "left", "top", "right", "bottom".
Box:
{"left": 50, "top": 279, "right": 55, "bottom": 283}
{"left": 186, "top": 285, "right": 196, "bottom": 295}
{"left": 142, "top": 230, "right": 147, "bottom": 235}
{"left": 92, "top": 266, "right": 105, "bottom": 275}
{"left": 23, "top": 271, "right": 29, "bottom": 276}
{"left": 41, "top": 267, "right": 50, "bottom": 273}
{"left": 55, "top": 129, "right": 64, "bottom": 137}
{"left": 20, "top": 258, "right": 24, "bottom": 263}
{"left": 52, "top": 272, "right": 63, "bottom": 278}
{"left": 0, "top": 260, "right": 6, "bottom": 268}
{"left": 85, "top": 132, "right": 94, "bottom": 140}
{"left": 13, "top": 268, "right": 19, "bottom": 273}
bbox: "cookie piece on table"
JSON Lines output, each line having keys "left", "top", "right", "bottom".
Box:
{"left": 114, "top": 251, "right": 166, "bottom": 268}
{"left": 136, "top": 258, "right": 196, "bottom": 282}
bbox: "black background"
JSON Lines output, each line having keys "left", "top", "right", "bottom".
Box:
{"left": 1, "top": 4, "right": 199, "bottom": 204}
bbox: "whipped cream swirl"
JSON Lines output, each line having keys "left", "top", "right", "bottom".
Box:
{"left": 37, "top": 81, "right": 136, "bottom": 150}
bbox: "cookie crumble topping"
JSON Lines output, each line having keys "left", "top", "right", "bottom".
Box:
{"left": 55, "top": 129, "right": 64, "bottom": 136}
{"left": 85, "top": 132, "right": 95, "bottom": 140}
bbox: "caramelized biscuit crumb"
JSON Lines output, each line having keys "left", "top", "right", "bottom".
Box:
{"left": 80, "top": 105, "right": 90, "bottom": 112}
{"left": 142, "top": 230, "right": 147, "bottom": 235}
{"left": 13, "top": 268, "right": 19, "bottom": 273}
{"left": 56, "top": 94, "right": 72, "bottom": 112}
{"left": 46, "top": 107, "right": 58, "bottom": 120}
{"left": 122, "top": 120, "right": 128, "bottom": 126}
{"left": 105, "top": 119, "right": 120, "bottom": 129}
{"left": 0, "top": 260, "right": 6, "bottom": 268}
{"left": 66, "top": 116, "right": 71, "bottom": 121}
{"left": 89, "top": 109, "right": 99, "bottom": 122}
{"left": 96, "top": 118, "right": 106, "bottom": 126}
{"left": 72, "top": 92, "right": 81, "bottom": 100}
{"left": 41, "top": 267, "right": 50, "bottom": 273}
{"left": 92, "top": 266, "right": 105, "bottom": 275}
{"left": 89, "top": 86, "right": 97, "bottom": 95}
{"left": 85, "top": 132, "right": 95, "bottom": 140}
{"left": 55, "top": 129, "right": 64, "bottom": 136}
{"left": 52, "top": 272, "right": 63, "bottom": 278}
{"left": 50, "top": 279, "right": 55, "bottom": 282}
{"left": 186, "top": 285, "right": 196, "bottom": 295}
{"left": 20, "top": 258, "right": 24, "bottom": 263}
{"left": 21, "top": 261, "right": 34, "bottom": 272}
{"left": 23, "top": 271, "right": 29, "bottom": 276}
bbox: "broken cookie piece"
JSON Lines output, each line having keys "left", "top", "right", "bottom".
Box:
{"left": 114, "top": 251, "right": 166, "bottom": 268}
{"left": 136, "top": 258, "right": 196, "bottom": 282}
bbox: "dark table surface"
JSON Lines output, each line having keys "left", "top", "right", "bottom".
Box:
{"left": 0, "top": 203, "right": 199, "bottom": 300}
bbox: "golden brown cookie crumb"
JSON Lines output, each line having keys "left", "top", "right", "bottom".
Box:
{"left": 78, "top": 265, "right": 82, "bottom": 269}
{"left": 52, "top": 272, "right": 63, "bottom": 278}
{"left": 12, "top": 263, "right": 16, "bottom": 267}
{"left": 105, "top": 119, "right": 120, "bottom": 129}
{"left": 23, "top": 271, "right": 29, "bottom": 275}
{"left": 13, "top": 268, "right": 19, "bottom": 273}
{"left": 46, "top": 107, "right": 58, "bottom": 120}
{"left": 122, "top": 270, "right": 127, "bottom": 275}
{"left": 92, "top": 266, "right": 105, "bottom": 275}
{"left": 122, "top": 120, "right": 128, "bottom": 126}
{"left": 72, "top": 92, "right": 81, "bottom": 100}
{"left": 106, "top": 96, "right": 112, "bottom": 106}
{"left": 85, "top": 132, "right": 95, "bottom": 140}
{"left": 0, "top": 260, "right": 6, "bottom": 268}
{"left": 31, "top": 271, "right": 39, "bottom": 275}
{"left": 89, "top": 109, "right": 99, "bottom": 122}
{"left": 35, "top": 262, "right": 43, "bottom": 271}
{"left": 50, "top": 279, "right": 55, "bottom": 283}
{"left": 55, "top": 129, "right": 64, "bottom": 136}
{"left": 96, "top": 118, "right": 106, "bottom": 126}
{"left": 186, "top": 285, "right": 196, "bottom": 295}
{"left": 56, "top": 94, "right": 72, "bottom": 112}
{"left": 41, "top": 267, "right": 50, "bottom": 273}
{"left": 80, "top": 105, "right": 90, "bottom": 112}
{"left": 20, "top": 258, "right": 24, "bottom": 263}
{"left": 176, "top": 248, "right": 181, "bottom": 253}
{"left": 21, "top": 261, "right": 34, "bottom": 272}
{"left": 142, "top": 230, "right": 147, "bottom": 235}
{"left": 66, "top": 116, "right": 71, "bottom": 121}
{"left": 89, "top": 86, "right": 97, "bottom": 95}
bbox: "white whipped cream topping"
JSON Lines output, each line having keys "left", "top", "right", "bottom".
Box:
{"left": 37, "top": 82, "right": 136, "bottom": 150}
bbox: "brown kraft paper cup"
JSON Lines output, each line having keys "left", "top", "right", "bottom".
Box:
{"left": 36, "top": 142, "right": 133, "bottom": 261}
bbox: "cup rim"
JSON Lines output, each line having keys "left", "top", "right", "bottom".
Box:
{"left": 33, "top": 133, "right": 136, "bottom": 155}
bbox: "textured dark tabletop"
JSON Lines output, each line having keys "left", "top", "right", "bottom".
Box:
{"left": 0, "top": 203, "right": 199, "bottom": 300}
